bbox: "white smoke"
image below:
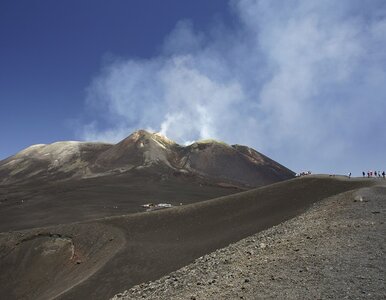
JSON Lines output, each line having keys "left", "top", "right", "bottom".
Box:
{"left": 81, "top": 0, "right": 386, "bottom": 174}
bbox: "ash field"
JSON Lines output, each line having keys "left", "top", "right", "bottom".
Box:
{"left": 0, "top": 130, "right": 384, "bottom": 299}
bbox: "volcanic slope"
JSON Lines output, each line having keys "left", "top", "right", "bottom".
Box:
{"left": 0, "top": 176, "right": 373, "bottom": 300}
{"left": 0, "top": 130, "right": 295, "bottom": 231}
{"left": 113, "top": 180, "right": 386, "bottom": 300}
{"left": 0, "top": 130, "right": 294, "bottom": 187}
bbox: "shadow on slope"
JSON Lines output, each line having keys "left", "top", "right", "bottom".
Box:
{"left": 0, "top": 223, "right": 125, "bottom": 300}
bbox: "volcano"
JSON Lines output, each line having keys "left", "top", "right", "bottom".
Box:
{"left": 0, "top": 130, "right": 306, "bottom": 300}
{"left": 0, "top": 130, "right": 294, "bottom": 187}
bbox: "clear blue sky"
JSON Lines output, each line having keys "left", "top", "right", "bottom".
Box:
{"left": 1, "top": 0, "right": 385, "bottom": 175}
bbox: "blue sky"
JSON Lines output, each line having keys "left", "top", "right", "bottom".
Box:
{"left": 1, "top": 0, "right": 385, "bottom": 175}
{"left": 0, "top": 0, "right": 230, "bottom": 155}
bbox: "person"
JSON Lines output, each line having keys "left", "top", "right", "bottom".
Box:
{"left": 383, "top": 171, "right": 385, "bottom": 179}
{"left": 348, "top": 172, "right": 351, "bottom": 179}
{"left": 375, "top": 171, "right": 378, "bottom": 177}
{"left": 362, "top": 171, "right": 365, "bottom": 177}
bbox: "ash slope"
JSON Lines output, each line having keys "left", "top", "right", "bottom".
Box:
{"left": 0, "top": 130, "right": 294, "bottom": 232}
{"left": 0, "top": 176, "right": 372, "bottom": 300}
{"left": 0, "top": 130, "right": 294, "bottom": 187}
{"left": 114, "top": 180, "right": 386, "bottom": 300}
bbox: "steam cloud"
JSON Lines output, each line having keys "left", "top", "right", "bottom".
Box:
{"left": 81, "top": 0, "right": 386, "bottom": 174}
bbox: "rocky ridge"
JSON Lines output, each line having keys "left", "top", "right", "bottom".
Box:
{"left": 112, "top": 182, "right": 386, "bottom": 300}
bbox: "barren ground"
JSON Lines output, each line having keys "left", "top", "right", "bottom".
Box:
{"left": 0, "top": 177, "right": 379, "bottom": 299}
{"left": 113, "top": 180, "right": 385, "bottom": 300}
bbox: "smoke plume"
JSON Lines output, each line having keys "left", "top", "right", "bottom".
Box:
{"left": 81, "top": 0, "right": 386, "bottom": 174}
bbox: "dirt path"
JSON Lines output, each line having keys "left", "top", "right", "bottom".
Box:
{"left": 113, "top": 183, "right": 386, "bottom": 299}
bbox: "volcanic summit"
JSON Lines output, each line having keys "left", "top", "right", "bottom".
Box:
{"left": 0, "top": 130, "right": 294, "bottom": 187}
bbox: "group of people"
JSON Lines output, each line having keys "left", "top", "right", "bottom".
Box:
{"left": 296, "top": 171, "right": 312, "bottom": 177}
{"left": 362, "top": 171, "right": 385, "bottom": 178}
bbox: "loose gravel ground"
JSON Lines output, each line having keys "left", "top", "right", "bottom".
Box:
{"left": 112, "top": 183, "right": 385, "bottom": 300}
